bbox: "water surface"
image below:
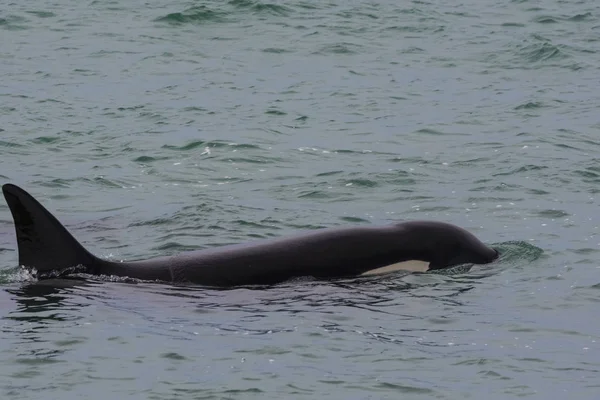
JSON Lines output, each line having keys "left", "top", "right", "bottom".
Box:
{"left": 1, "top": 0, "right": 600, "bottom": 398}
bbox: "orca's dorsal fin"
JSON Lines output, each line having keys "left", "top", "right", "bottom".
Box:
{"left": 2, "top": 184, "right": 97, "bottom": 274}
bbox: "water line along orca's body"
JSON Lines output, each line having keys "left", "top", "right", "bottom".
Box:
{"left": 2, "top": 184, "right": 498, "bottom": 287}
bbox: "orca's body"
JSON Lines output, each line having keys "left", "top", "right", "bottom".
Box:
{"left": 2, "top": 184, "right": 498, "bottom": 287}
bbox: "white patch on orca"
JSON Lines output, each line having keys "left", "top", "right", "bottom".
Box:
{"left": 360, "top": 260, "right": 430, "bottom": 276}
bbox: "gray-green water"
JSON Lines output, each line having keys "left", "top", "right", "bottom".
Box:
{"left": 1, "top": 0, "right": 600, "bottom": 398}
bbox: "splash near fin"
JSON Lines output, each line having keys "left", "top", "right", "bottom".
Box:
{"left": 2, "top": 184, "right": 97, "bottom": 275}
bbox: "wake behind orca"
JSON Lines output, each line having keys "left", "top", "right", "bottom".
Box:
{"left": 2, "top": 184, "right": 498, "bottom": 287}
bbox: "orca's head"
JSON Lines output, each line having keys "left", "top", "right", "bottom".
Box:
{"left": 408, "top": 221, "right": 499, "bottom": 270}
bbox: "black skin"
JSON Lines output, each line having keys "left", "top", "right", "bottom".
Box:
{"left": 2, "top": 184, "right": 498, "bottom": 287}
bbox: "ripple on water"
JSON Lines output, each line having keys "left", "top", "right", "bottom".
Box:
{"left": 154, "top": 6, "right": 230, "bottom": 25}
{"left": 25, "top": 11, "right": 56, "bottom": 18}
{"left": 228, "top": 0, "right": 292, "bottom": 16}
{"left": 0, "top": 15, "right": 29, "bottom": 30}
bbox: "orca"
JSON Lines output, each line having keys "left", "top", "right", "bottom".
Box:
{"left": 2, "top": 184, "right": 498, "bottom": 287}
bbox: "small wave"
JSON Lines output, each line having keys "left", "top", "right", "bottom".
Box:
{"left": 316, "top": 170, "right": 344, "bottom": 177}
{"left": 133, "top": 155, "right": 170, "bottom": 163}
{"left": 485, "top": 34, "right": 584, "bottom": 70}
{"left": 339, "top": 216, "right": 370, "bottom": 223}
{"left": 533, "top": 16, "right": 558, "bottom": 24}
{"left": 533, "top": 12, "right": 593, "bottom": 24}
{"left": 34, "top": 178, "right": 71, "bottom": 188}
{"left": 416, "top": 128, "right": 443, "bottom": 135}
{"left": 296, "top": 190, "right": 338, "bottom": 200}
{"left": 494, "top": 241, "right": 545, "bottom": 264}
{"left": 514, "top": 101, "right": 545, "bottom": 110}
{"left": 315, "top": 43, "right": 363, "bottom": 55}
{"left": 535, "top": 209, "right": 570, "bottom": 218}
{"left": 574, "top": 168, "right": 600, "bottom": 183}
{"left": 25, "top": 11, "right": 55, "bottom": 18}
{"left": 160, "top": 352, "right": 188, "bottom": 361}
{"left": 154, "top": 6, "right": 229, "bottom": 25}
{"left": 129, "top": 218, "right": 174, "bottom": 228}
{"left": 375, "top": 382, "right": 435, "bottom": 394}
{"left": 337, "top": 10, "right": 379, "bottom": 20}
{"left": 162, "top": 140, "right": 208, "bottom": 151}
{"left": 228, "top": 0, "right": 291, "bottom": 16}
{"left": 262, "top": 47, "right": 292, "bottom": 53}
{"left": 0, "top": 15, "right": 28, "bottom": 30}
{"left": 229, "top": 219, "right": 278, "bottom": 231}
{"left": 491, "top": 164, "right": 547, "bottom": 177}
{"left": 30, "top": 136, "right": 60, "bottom": 144}
{"left": 162, "top": 140, "right": 261, "bottom": 151}
{"left": 518, "top": 41, "right": 566, "bottom": 63}
{"left": 342, "top": 179, "right": 378, "bottom": 188}
{"left": 225, "top": 156, "right": 280, "bottom": 164}
{"left": 0, "top": 140, "right": 25, "bottom": 148}
{"left": 568, "top": 12, "right": 592, "bottom": 22}
{"left": 30, "top": 177, "right": 134, "bottom": 190}
{"left": 384, "top": 25, "right": 440, "bottom": 33}
{"left": 151, "top": 241, "right": 201, "bottom": 253}
{"left": 265, "top": 108, "right": 286, "bottom": 115}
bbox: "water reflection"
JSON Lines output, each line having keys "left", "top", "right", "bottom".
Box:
{"left": 5, "top": 278, "right": 93, "bottom": 321}
{"left": 0, "top": 279, "right": 95, "bottom": 372}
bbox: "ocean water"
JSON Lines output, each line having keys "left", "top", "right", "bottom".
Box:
{"left": 1, "top": 0, "right": 600, "bottom": 398}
